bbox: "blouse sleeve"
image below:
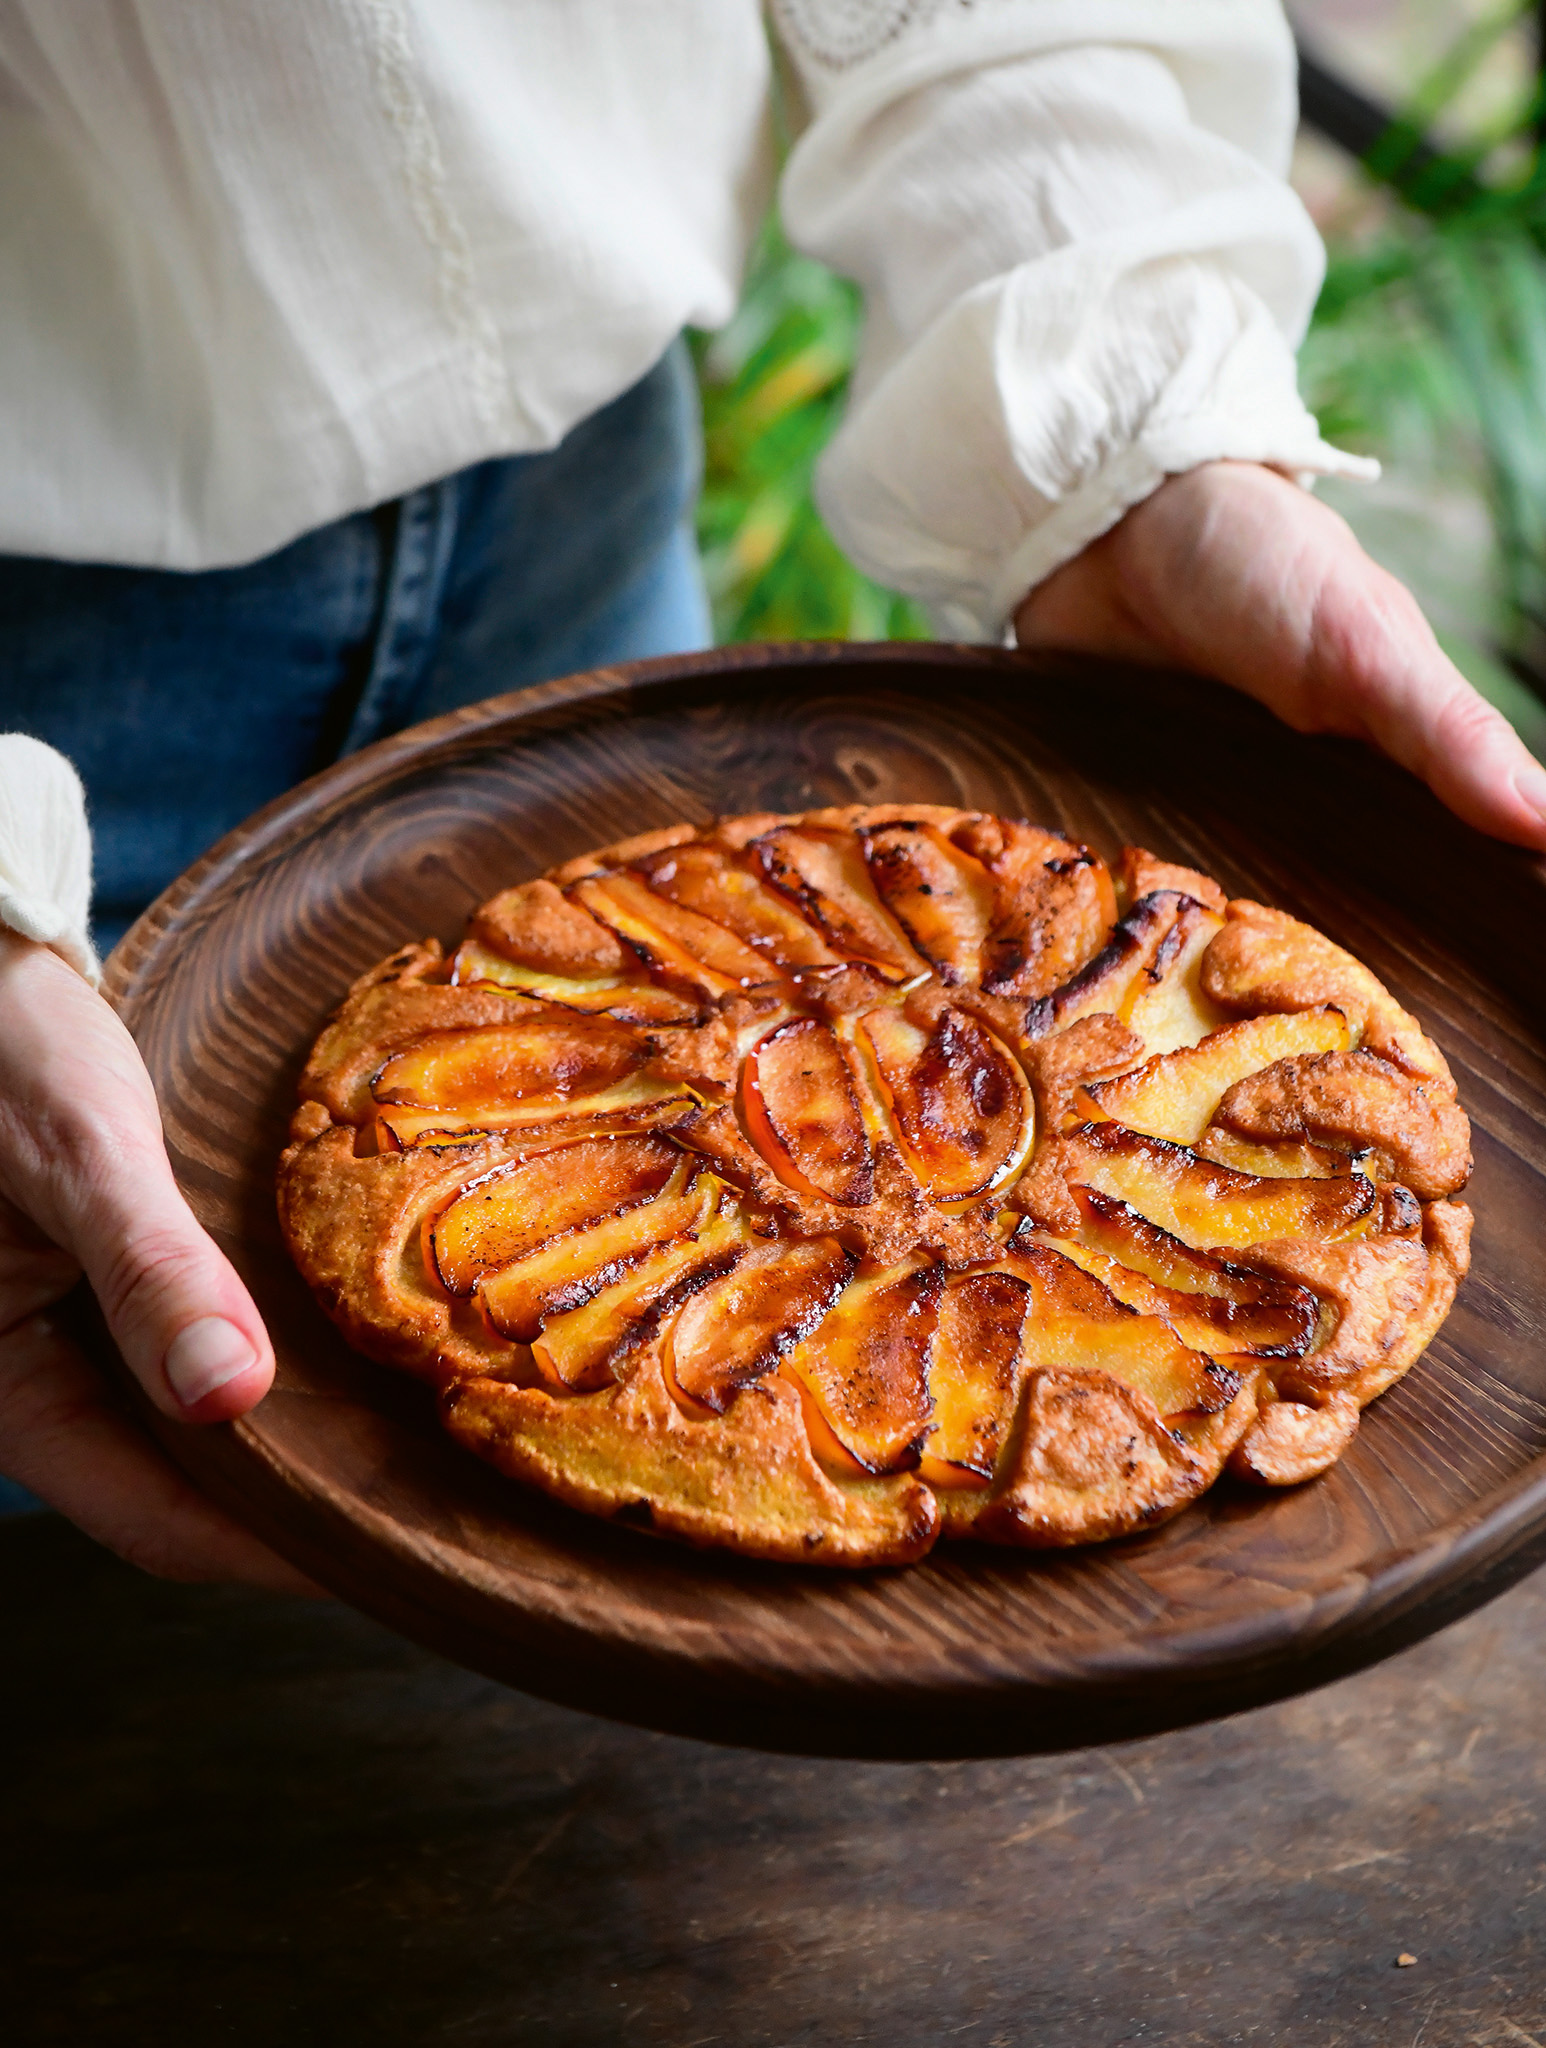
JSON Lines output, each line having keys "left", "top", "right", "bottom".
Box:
{"left": 769, "top": 0, "right": 1377, "bottom": 639}
{"left": 0, "top": 736, "right": 98, "bottom": 983}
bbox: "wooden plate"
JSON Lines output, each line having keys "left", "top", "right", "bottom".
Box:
{"left": 105, "top": 643, "right": 1546, "bottom": 1760}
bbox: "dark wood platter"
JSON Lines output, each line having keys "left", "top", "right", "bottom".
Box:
{"left": 104, "top": 642, "right": 1546, "bottom": 1760}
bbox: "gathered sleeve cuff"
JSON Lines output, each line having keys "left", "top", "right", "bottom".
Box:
{"left": 0, "top": 736, "right": 99, "bottom": 984}
{"left": 771, "top": 0, "right": 1378, "bottom": 639}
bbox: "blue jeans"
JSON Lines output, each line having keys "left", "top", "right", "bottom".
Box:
{"left": 0, "top": 341, "right": 710, "bottom": 1519}
{"left": 0, "top": 339, "right": 710, "bottom": 953}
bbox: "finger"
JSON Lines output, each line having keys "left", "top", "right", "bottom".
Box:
{"left": 0, "top": 1305, "right": 319, "bottom": 1595}
{"left": 1017, "top": 464, "right": 1546, "bottom": 853}
{"left": 67, "top": 1122, "right": 276, "bottom": 1426}
{"left": 1297, "top": 561, "right": 1546, "bottom": 850}
{"left": 0, "top": 941, "right": 276, "bottom": 1425}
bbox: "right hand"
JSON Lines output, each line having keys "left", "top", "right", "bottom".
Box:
{"left": 0, "top": 933, "right": 314, "bottom": 1590}
{"left": 1016, "top": 461, "right": 1546, "bottom": 851}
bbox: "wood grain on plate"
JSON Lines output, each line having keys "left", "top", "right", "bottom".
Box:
{"left": 102, "top": 643, "right": 1546, "bottom": 1760}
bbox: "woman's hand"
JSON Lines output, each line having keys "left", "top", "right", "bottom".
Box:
{"left": 0, "top": 933, "right": 312, "bottom": 1590}
{"left": 1015, "top": 459, "right": 1546, "bottom": 851}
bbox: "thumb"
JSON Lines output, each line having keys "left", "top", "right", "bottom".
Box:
{"left": 71, "top": 1130, "right": 274, "bottom": 1424}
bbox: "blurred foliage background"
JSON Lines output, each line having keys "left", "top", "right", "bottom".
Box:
{"left": 692, "top": 0, "right": 1546, "bottom": 756}
{"left": 690, "top": 228, "right": 929, "bottom": 646}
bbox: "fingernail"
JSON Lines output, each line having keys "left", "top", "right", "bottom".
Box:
{"left": 164, "top": 1317, "right": 256, "bottom": 1408}
{"left": 1514, "top": 761, "right": 1546, "bottom": 824}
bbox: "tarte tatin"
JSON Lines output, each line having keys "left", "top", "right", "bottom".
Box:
{"left": 278, "top": 805, "right": 1472, "bottom": 1566}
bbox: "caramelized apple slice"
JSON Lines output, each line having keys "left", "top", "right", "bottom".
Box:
{"left": 431, "top": 1132, "right": 684, "bottom": 1294}
{"left": 1031, "top": 891, "right": 1199, "bottom": 1036}
{"left": 742, "top": 1017, "right": 874, "bottom": 1206}
{"left": 860, "top": 822, "right": 997, "bottom": 985}
{"left": 375, "top": 1075, "right": 695, "bottom": 1149}
{"left": 1081, "top": 1007, "right": 1352, "bottom": 1144}
{"left": 470, "top": 877, "right": 632, "bottom": 977}
{"left": 1021, "top": 1190, "right": 1318, "bottom": 1358}
{"left": 449, "top": 939, "right": 700, "bottom": 1024}
{"left": 920, "top": 1270, "right": 1032, "bottom": 1482}
{"left": 1118, "top": 845, "right": 1226, "bottom": 916}
{"left": 373, "top": 1016, "right": 645, "bottom": 1110}
{"left": 948, "top": 818, "right": 1115, "bottom": 999}
{"left": 1067, "top": 1188, "right": 1320, "bottom": 1317}
{"left": 858, "top": 1004, "right": 1032, "bottom": 1200}
{"left": 751, "top": 827, "right": 927, "bottom": 979}
{"left": 532, "top": 1210, "right": 751, "bottom": 1391}
{"left": 1192, "top": 1127, "right": 1350, "bottom": 1179}
{"left": 1122, "top": 901, "right": 1230, "bottom": 1056}
{"left": 1063, "top": 1123, "right": 1377, "bottom": 1251}
{"left": 666, "top": 1236, "right": 855, "bottom": 1414}
{"left": 1005, "top": 1242, "right": 1236, "bottom": 1418}
{"left": 478, "top": 1182, "right": 714, "bottom": 1343}
{"left": 631, "top": 843, "right": 841, "bottom": 969}
{"left": 780, "top": 1259, "right": 942, "bottom": 1472}
{"left": 570, "top": 871, "right": 776, "bottom": 994}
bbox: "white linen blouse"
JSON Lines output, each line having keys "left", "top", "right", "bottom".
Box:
{"left": 0, "top": 0, "right": 1371, "bottom": 970}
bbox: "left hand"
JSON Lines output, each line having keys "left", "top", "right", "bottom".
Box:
{"left": 1014, "top": 459, "right": 1546, "bottom": 851}
{"left": 0, "top": 936, "right": 314, "bottom": 1591}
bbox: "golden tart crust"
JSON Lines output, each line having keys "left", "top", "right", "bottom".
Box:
{"left": 278, "top": 804, "right": 1472, "bottom": 1566}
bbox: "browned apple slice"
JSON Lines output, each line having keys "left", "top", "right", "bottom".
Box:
{"left": 630, "top": 843, "right": 842, "bottom": 970}
{"left": 779, "top": 1259, "right": 942, "bottom": 1472}
{"left": 374, "top": 1074, "right": 695, "bottom": 1150}
{"left": 431, "top": 1131, "right": 685, "bottom": 1295}
{"left": 478, "top": 1180, "right": 715, "bottom": 1343}
{"left": 449, "top": 938, "right": 701, "bottom": 1024}
{"left": 567, "top": 871, "right": 772, "bottom": 996}
{"left": 1031, "top": 891, "right": 1210, "bottom": 1037}
{"left": 470, "top": 877, "right": 632, "bottom": 977}
{"left": 1118, "top": 845, "right": 1226, "bottom": 916}
{"left": 1124, "top": 900, "right": 1232, "bottom": 1056}
{"left": 946, "top": 818, "right": 1115, "bottom": 1000}
{"left": 750, "top": 827, "right": 927, "bottom": 979}
{"left": 860, "top": 822, "right": 997, "bottom": 985}
{"left": 666, "top": 1236, "right": 855, "bottom": 1414}
{"left": 1191, "top": 1127, "right": 1351, "bottom": 1178}
{"left": 1215, "top": 1049, "right": 1472, "bottom": 1198}
{"left": 858, "top": 1003, "right": 1032, "bottom": 1200}
{"left": 742, "top": 1017, "right": 874, "bottom": 1206}
{"left": 1080, "top": 1007, "right": 1352, "bottom": 1144}
{"left": 919, "top": 1269, "right": 1032, "bottom": 1483}
{"left": 1061, "top": 1122, "right": 1378, "bottom": 1250}
{"left": 1020, "top": 1190, "right": 1319, "bottom": 1358}
{"left": 1066, "top": 1187, "right": 1319, "bottom": 1317}
{"left": 532, "top": 1209, "right": 751, "bottom": 1391}
{"left": 1004, "top": 1242, "right": 1237, "bottom": 1418}
{"left": 373, "top": 1015, "right": 645, "bottom": 1111}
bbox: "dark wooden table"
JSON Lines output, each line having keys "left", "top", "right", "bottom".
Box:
{"left": 5, "top": 1513, "right": 1543, "bottom": 2047}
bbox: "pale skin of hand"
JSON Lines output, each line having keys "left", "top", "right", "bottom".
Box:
{"left": 1015, "top": 460, "right": 1546, "bottom": 851}
{"left": 9, "top": 456, "right": 1544, "bottom": 1592}
{"left": 0, "top": 932, "right": 313, "bottom": 1591}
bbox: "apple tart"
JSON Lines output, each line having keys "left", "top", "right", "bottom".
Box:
{"left": 278, "top": 805, "right": 1473, "bottom": 1566}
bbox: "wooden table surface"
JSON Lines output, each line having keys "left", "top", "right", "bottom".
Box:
{"left": 5, "top": 1513, "right": 1543, "bottom": 2047}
